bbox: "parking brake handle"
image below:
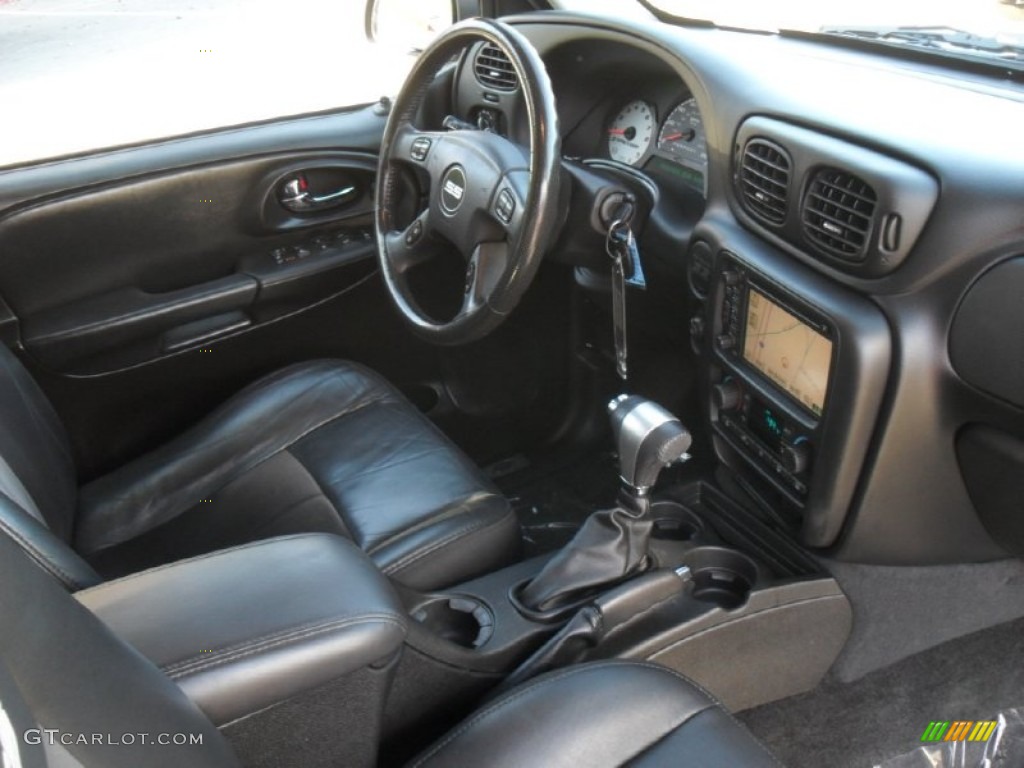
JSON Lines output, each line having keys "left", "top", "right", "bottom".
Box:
{"left": 499, "top": 568, "right": 691, "bottom": 695}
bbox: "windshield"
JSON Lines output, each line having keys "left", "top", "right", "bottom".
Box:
{"left": 556, "top": 0, "right": 1024, "bottom": 70}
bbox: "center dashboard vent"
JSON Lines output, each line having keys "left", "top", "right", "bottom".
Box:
{"left": 802, "top": 168, "right": 877, "bottom": 260}
{"left": 474, "top": 44, "right": 518, "bottom": 92}
{"left": 738, "top": 138, "right": 791, "bottom": 226}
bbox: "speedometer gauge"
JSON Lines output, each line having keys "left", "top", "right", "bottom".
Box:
{"left": 607, "top": 100, "right": 655, "bottom": 166}
{"left": 657, "top": 98, "right": 708, "bottom": 193}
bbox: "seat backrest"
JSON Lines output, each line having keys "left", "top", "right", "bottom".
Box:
{"left": 0, "top": 343, "right": 77, "bottom": 539}
{"left": 0, "top": 343, "right": 99, "bottom": 590}
{"left": 0, "top": 531, "right": 239, "bottom": 768}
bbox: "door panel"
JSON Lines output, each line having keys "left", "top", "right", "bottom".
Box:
{"left": 0, "top": 105, "right": 398, "bottom": 475}
{"left": 1, "top": 150, "right": 378, "bottom": 375}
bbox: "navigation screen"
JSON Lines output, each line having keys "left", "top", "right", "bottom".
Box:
{"left": 742, "top": 289, "right": 832, "bottom": 416}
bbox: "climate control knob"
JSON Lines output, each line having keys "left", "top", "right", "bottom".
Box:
{"left": 780, "top": 439, "right": 810, "bottom": 475}
{"left": 712, "top": 379, "right": 742, "bottom": 411}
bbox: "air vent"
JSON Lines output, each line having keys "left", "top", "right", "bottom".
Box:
{"left": 474, "top": 44, "right": 518, "bottom": 92}
{"left": 738, "top": 139, "right": 791, "bottom": 225}
{"left": 802, "top": 168, "right": 877, "bottom": 259}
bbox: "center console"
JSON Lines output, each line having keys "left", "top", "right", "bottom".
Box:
{"left": 378, "top": 475, "right": 852, "bottom": 763}
{"left": 693, "top": 221, "right": 892, "bottom": 548}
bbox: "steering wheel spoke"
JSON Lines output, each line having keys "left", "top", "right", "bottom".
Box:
{"left": 462, "top": 242, "right": 510, "bottom": 315}
{"left": 383, "top": 209, "right": 435, "bottom": 274}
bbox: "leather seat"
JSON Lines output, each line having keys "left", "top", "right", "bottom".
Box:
{"left": 412, "top": 661, "right": 782, "bottom": 768}
{"left": 0, "top": 344, "right": 519, "bottom": 590}
{"left": 0, "top": 529, "right": 780, "bottom": 768}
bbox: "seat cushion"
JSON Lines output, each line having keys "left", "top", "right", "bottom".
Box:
{"left": 76, "top": 360, "right": 520, "bottom": 590}
{"left": 409, "top": 661, "right": 782, "bottom": 768}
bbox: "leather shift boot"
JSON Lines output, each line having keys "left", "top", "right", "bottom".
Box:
{"left": 519, "top": 505, "right": 652, "bottom": 612}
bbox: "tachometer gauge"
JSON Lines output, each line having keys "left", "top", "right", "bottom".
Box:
{"left": 657, "top": 98, "right": 708, "bottom": 193}
{"left": 607, "top": 100, "right": 656, "bottom": 166}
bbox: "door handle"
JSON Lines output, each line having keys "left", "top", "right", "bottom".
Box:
{"left": 278, "top": 174, "right": 358, "bottom": 213}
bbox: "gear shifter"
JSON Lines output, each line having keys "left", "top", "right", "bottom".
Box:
{"left": 608, "top": 394, "right": 692, "bottom": 513}
{"left": 517, "top": 396, "right": 692, "bottom": 614}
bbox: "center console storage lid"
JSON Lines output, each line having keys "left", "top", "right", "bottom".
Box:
{"left": 75, "top": 533, "right": 407, "bottom": 725}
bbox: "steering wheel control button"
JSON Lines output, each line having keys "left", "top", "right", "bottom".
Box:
{"left": 411, "top": 137, "right": 432, "bottom": 161}
{"left": 440, "top": 166, "right": 467, "bottom": 215}
{"left": 405, "top": 219, "right": 425, "bottom": 246}
{"left": 495, "top": 189, "right": 516, "bottom": 223}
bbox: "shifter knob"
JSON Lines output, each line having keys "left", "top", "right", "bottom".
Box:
{"left": 608, "top": 395, "right": 692, "bottom": 493}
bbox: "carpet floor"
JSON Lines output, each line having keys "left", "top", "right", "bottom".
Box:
{"left": 739, "top": 616, "right": 1024, "bottom": 767}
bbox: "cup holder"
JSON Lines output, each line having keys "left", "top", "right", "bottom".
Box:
{"left": 681, "top": 546, "right": 758, "bottom": 610}
{"left": 650, "top": 501, "right": 705, "bottom": 542}
{"left": 411, "top": 596, "right": 493, "bottom": 649}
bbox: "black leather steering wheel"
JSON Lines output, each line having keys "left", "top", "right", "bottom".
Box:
{"left": 375, "top": 19, "right": 561, "bottom": 346}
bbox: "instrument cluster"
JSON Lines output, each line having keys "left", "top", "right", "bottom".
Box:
{"left": 606, "top": 95, "right": 708, "bottom": 196}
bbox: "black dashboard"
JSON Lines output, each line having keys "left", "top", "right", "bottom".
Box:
{"left": 451, "top": 11, "right": 1024, "bottom": 566}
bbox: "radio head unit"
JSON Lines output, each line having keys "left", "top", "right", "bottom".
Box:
{"left": 718, "top": 266, "right": 834, "bottom": 420}
{"left": 712, "top": 257, "right": 838, "bottom": 501}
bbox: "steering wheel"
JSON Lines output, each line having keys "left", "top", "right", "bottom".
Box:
{"left": 375, "top": 19, "right": 562, "bottom": 346}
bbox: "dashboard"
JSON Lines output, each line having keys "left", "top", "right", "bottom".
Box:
{"left": 451, "top": 13, "right": 1024, "bottom": 566}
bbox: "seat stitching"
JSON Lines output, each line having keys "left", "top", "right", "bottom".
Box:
{"left": 251, "top": 389, "right": 398, "bottom": 455}
{"left": 163, "top": 613, "right": 402, "bottom": 673}
{"left": 0, "top": 515, "right": 83, "bottom": 590}
{"left": 366, "top": 492, "right": 499, "bottom": 556}
{"left": 74, "top": 533, "right": 338, "bottom": 594}
{"left": 242, "top": 483, "right": 344, "bottom": 540}
{"left": 0, "top": 495, "right": 93, "bottom": 590}
{"left": 163, "top": 613, "right": 406, "bottom": 678}
{"left": 213, "top": 362, "right": 411, "bottom": 464}
{"left": 380, "top": 505, "right": 517, "bottom": 576}
{"left": 317, "top": 443, "right": 452, "bottom": 481}
{"left": 284, "top": 449, "right": 356, "bottom": 540}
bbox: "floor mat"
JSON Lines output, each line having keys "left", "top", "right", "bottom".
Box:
{"left": 739, "top": 616, "right": 1024, "bottom": 767}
